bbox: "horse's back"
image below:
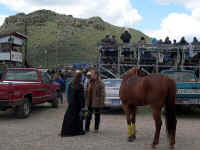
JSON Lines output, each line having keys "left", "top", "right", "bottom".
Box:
{"left": 145, "top": 74, "right": 176, "bottom": 96}
{"left": 148, "top": 73, "right": 176, "bottom": 89}
{"left": 120, "top": 73, "right": 176, "bottom": 106}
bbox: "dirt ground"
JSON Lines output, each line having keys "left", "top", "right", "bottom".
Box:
{"left": 0, "top": 103, "right": 200, "bottom": 150}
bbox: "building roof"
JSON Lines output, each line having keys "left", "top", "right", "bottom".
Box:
{"left": 0, "top": 32, "right": 27, "bottom": 39}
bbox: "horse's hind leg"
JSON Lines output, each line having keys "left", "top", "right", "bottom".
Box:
{"left": 122, "top": 104, "right": 133, "bottom": 142}
{"left": 152, "top": 107, "right": 162, "bottom": 149}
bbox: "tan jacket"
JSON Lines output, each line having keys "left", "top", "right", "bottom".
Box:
{"left": 85, "top": 79, "right": 105, "bottom": 108}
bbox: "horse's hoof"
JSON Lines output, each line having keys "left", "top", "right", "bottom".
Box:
{"left": 169, "top": 145, "right": 175, "bottom": 149}
{"left": 127, "top": 137, "right": 133, "bottom": 142}
{"left": 151, "top": 144, "right": 157, "bottom": 149}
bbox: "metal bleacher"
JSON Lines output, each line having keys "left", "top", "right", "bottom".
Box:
{"left": 97, "top": 43, "right": 200, "bottom": 79}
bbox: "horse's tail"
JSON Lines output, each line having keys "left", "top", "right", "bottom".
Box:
{"left": 164, "top": 80, "right": 177, "bottom": 140}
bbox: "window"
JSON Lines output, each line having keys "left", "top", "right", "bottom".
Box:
{"left": 5, "top": 70, "right": 39, "bottom": 81}
{"left": 104, "top": 79, "right": 122, "bottom": 87}
{"left": 163, "top": 71, "right": 196, "bottom": 82}
{"left": 41, "top": 72, "right": 51, "bottom": 83}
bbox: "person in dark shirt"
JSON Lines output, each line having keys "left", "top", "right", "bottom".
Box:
{"left": 173, "top": 39, "right": 177, "bottom": 45}
{"left": 157, "top": 39, "right": 163, "bottom": 44}
{"left": 179, "top": 37, "right": 188, "bottom": 45}
{"left": 120, "top": 29, "right": 132, "bottom": 43}
{"left": 192, "top": 37, "right": 199, "bottom": 44}
{"left": 110, "top": 35, "right": 117, "bottom": 45}
{"left": 101, "top": 34, "right": 111, "bottom": 44}
{"left": 53, "top": 72, "right": 65, "bottom": 104}
{"left": 138, "top": 36, "right": 146, "bottom": 45}
{"left": 164, "top": 36, "right": 172, "bottom": 44}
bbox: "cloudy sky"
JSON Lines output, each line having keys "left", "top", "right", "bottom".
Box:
{"left": 0, "top": 0, "right": 200, "bottom": 41}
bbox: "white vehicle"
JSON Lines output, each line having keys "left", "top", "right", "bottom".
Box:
{"left": 103, "top": 79, "right": 122, "bottom": 107}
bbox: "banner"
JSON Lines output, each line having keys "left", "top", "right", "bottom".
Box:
{"left": 0, "top": 52, "right": 10, "bottom": 61}
{"left": 11, "top": 51, "right": 23, "bottom": 62}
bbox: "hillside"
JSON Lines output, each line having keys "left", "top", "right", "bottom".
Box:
{"left": 0, "top": 9, "right": 150, "bottom": 68}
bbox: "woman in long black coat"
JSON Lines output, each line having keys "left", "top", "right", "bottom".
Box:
{"left": 61, "top": 72, "right": 85, "bottom": 137}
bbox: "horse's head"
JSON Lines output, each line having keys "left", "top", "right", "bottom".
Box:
{"left": 122, "top": 67, "right": 141, "bottom": 80}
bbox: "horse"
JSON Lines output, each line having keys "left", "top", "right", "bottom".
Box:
{"left": 119, "top": 67, "right": 177, "bottom": 149}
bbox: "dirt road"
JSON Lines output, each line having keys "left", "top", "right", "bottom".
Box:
{"left": 0, "top": 104, "right": 199, "bottom": 150}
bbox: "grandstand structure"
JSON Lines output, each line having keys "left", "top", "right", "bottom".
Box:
{"left": 97, "top": 43, "right": 200, "bottom": 79}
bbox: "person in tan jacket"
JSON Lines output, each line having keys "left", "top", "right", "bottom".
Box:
{"left": 85, "top": 69, "right": 105, "bottom": 132}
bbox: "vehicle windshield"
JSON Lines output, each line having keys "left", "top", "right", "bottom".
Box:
{"left": 163, "top": 71, "right": 196, "bottom": 82}
{"left": 104, "top": 79, "right": 122, "bottom": 87}
{"left": 5, "top": 70, "right": 39, "bottom": 81}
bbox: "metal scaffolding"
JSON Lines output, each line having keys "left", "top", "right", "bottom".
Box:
{"left": 97, "top": 43, "right": 200, "bottom": 79}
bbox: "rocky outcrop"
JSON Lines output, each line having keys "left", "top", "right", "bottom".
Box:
{"left": 87, "top": 17, "right": 105, "bottom": 30}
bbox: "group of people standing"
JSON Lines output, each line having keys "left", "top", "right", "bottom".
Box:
{"left": 50, "top": 70, "right": 66, "bottom": 104}
{"left": 100, "top": 28, "right": 133, "bottom": 47}
{"left": 61, "top": 69, "right": 105, "bottom": 137}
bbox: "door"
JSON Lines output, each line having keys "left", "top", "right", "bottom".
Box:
{"left": 41, "top": 72, "right": 53, "bottom": 101}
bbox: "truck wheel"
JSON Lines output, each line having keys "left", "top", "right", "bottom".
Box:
{"left": 52, "top": 96, "right": 59, "bottom": 108}
{"left": 15, "top": 98, "right": 31, "bottom": 118}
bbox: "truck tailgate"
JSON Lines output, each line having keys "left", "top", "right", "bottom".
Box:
{"left": 176, "top": 82, "right": 200, "bottom": 104}
{"left": 176, "top": 82, "right": 200, "bottom": 98}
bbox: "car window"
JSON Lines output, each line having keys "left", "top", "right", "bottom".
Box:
{"left": 5, "top": 70, "right": 39, "bottom": 81}
{"left": 163, "top": 71, "right": 196, "bottom": 82}
{"left": 0, "top": 70, "right": 4, "bottom": 80}
{"left": 41, "top": 72, "right": 51, "bottom": 83}
{"left": 104, "top": 79, "right": 122, "bottom": 87}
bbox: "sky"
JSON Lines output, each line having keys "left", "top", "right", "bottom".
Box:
{"left": 0, "top": 0, "right": 200, "bottom": 42}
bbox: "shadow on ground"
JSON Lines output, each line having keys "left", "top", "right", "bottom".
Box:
{"left": 102, "top": 105, "right": 200, "bottom": 119}
{"left": 176, "top": 105, "right": 200, "bottom": 119}
{"left": 102, "top": 106, "right": 152, "bottom": 115}
{"left": 0, "top": 103, "right": 58, "bottom": 120}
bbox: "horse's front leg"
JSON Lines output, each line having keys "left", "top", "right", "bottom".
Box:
{"left": 152, "top": 108, "right": 162, "bottom": 149}
{"left": 123, "top": 104, "right": 133, "bottom": 142}
{"left": 130, "top": 105, "right": 137, "bottom": 140}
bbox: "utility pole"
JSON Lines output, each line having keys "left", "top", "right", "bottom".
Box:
{"left": 56, "top": 32, "right": 58, "bottom": 67}
{"left": 44, "top": 50, "right": 48, "bottom": 68}
{"left": 56, "top": 24, "right": 61, "bottom": 68}
{"left": 56, "top": 28, "right": 58, "bottom": 68}
{"left": 24, "top": 20, "right": 28, "bottom": 66}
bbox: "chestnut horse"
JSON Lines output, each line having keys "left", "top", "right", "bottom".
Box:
{"left": 119, "top": 67, "right": 177, "bottom": 149}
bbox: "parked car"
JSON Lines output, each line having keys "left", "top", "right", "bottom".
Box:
{"left": 103, "top": 79, "right": 122, "bottom": 107}
{"left": 161, "top": 69, "right": 200, "bottom": 105}
{"left": 103, "top": 69, "right": 200, "bottom": 107}
{"left": 0, "top": 68, "right": 60, "bottom": 118}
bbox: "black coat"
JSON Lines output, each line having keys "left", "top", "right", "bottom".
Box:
{"left": 61, "top": 83, "right": 85, "bottom": 136}
{"left": 120, "top": 31, "right": 131, "bottom": 43}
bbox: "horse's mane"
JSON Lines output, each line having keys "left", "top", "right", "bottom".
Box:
{"left": 122, "top": 67, "right": 139, "bottom": 81}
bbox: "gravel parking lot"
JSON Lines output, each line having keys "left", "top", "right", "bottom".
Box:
{"left": 0, "top": 102, "right": 200, "bottom": 150}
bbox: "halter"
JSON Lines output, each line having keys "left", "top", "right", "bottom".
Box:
{"left": 136, "top": 69, "right": 139, "bottom": 76}
{"left": 126, "top": 70, "right": 140, "bottom": 85}
{"left": 134, "top": 67, "right": 139, "bottom": 76}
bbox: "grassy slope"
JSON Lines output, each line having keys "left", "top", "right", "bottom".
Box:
{"left": 0, "top": 10, "right": 150, "bottom": 68}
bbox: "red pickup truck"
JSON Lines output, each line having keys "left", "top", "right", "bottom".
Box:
{"left": 0, "top": 68, "right": 60, "bottom": 118}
